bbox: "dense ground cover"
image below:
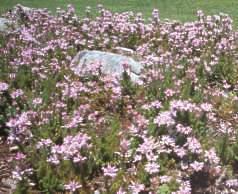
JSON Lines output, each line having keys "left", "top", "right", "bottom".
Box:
{"left": 1, "top": 0, "right": 238, "bottom": 25}
{"left": 1, "top": 4, "right": 238, "bottom": 194}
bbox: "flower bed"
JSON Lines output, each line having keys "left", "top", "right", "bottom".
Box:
{"left": 0, "top": 4, "right": 238, "bottom": 194}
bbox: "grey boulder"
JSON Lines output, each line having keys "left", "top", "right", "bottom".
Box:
{"left": 12, "top": 4, "right": 36, "bottom": 18}
{"left": 0, "top": 18, "right": 13, "bottom": 33}
{"left": 14, "top": 4, "right": 33, "bottom": 13}
{"left": 70, "top": 50, "right": 143, "bottom": 83}
{"left": 0, "top": 5, "right": 32, "bottom": 34}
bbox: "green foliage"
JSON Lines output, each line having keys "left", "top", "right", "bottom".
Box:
{"left": 0, "top": 91, "right": 13, "bottom": 135}
{"left": 157, "top": 184, "right": 171, "bottom": 194}
{"left": 14, "top": 181, "right": 29, "bottom": 194}
{"left": 211, "top": 56, "right": 238, "bottom": 85}
{"left": 92, "top": 116, "right": 121, "bottom": 165}
{"left": 13, "top": 65, "right": 34, "bottom": 91}
{"left": 37, "top": 166, "right": 63, "bottom": 193}
{"left": 121, "top": 71, "right": 137, "bottom": 96}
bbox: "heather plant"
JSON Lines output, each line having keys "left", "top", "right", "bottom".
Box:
{"left": 0, "top": 4, "right": 238, "bottom": 194}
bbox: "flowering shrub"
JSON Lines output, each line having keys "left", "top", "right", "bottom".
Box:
{"left": 0, "top": 4, "right": 238, "bottom": 194}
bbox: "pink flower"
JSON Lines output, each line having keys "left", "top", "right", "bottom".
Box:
{"left": 102, "top": 164, "right": 118, "bottom": 178}
{"left": 47, "top": 132, "right": 90, "bottom": 164}
{"left": 73, "top": 154, "right": 86, "bottom": 163}
{"left": 36, "top": 138, "right": 53, "bottom": 149}
{"left": 0, "top": 82, "right": 9, "bottom": 92}
{"left": 129, "top": 182, "right": 145, "bottom": 194}
{"left": 190, "top": 161, "right": 204, "bottom": 172}
{"left": 226, "top": 179, "right": 238, "bottom": 188}
{"left": 64, "top": 180, "right": 82, "bottom": 192}
{"left": 160, "top": 175, "right": 172, "bottom": 183}
{"left": 173, "top": 181, "right": 191, "bottom": 194}
{"left": 145, "top": 162, "right": 160, "bottom": 174}
{"left": 137, "top": 136, "right": 159, "bottom": 156}
{"left": 186, "top": 137, "right": 202, "bottom": 154}
{"left": 32, "top": 97, "right": 43, "bottom": 105}
{"left": 174, "top": 147, "right": 187, "bottom": 158}
{"left": 154, "top": 111, "right": 175, "bottom": 127}
{"left": 151, "top": 100, "right": 162, "bottom": 109}
{"left": 15, "top": 152, "right": 26, "bottom": 160}
{"left": 200, "top": 103, "right": 213, "bottom": 112}
{"left": 176, "top": 124, "right": 192, "bottom": 135}
{"left": 11, "top": 89, "right": 24, "bottom": 99}
{"left": 47, "top": 154, "right": 60, "bottom": 165}
{"left": 117, "top": 187, "right": 126, "bottom": 194}
{"left": 165, "top": 89, "right": 175, "bottom": 97}
{"left": 204, "top": 148, "right": 220, "bottom": 164}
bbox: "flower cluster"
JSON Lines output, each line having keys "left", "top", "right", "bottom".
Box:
{"left": 46, "top": 132, "right": 91, "bottom": 164}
